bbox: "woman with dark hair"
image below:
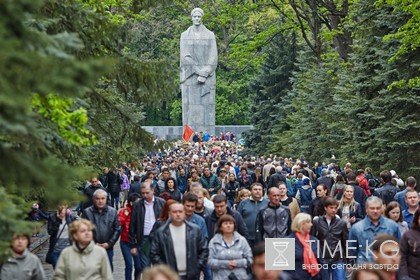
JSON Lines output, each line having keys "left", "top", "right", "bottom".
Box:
{"left": 309, "top": 184, "right": 330, "bottom": 218}
{"left": 46, "top": 203, "right": 77, "bottom": 268}
{"left": 384, "top": 201, "right": 408, "bottom": 236}
{"left": 0, "top": 234, "right": 46, "bottom": 279}
{"left": 118, "top": 194, "right": 141, "bottom": 280}
{"left": 266, "top": 167, "right": 276, "bottom": 185}
{"left": 330, "top": 174, "right": 346, "bottom": 199}
{"left": 163, "top": 177, "right": 182, "bottom": 202}
{"left": 237, "top": 166, "right": 252, "bottom": 189}
{"left": 207, "top": 215, "right": 252, "bottom": 280}
{"left": 224, "top": 173, "right": 239, "bottom": 208}
{"left": 400, "top": 208, "right": 420, "bottom": 280}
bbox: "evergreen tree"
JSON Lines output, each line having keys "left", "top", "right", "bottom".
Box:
{"left": 244, "top": 31, "right": 299, "bottom": 155}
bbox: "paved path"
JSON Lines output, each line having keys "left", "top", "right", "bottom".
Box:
{"left": 34, "top": 238, "right": 127, "bottom": 280}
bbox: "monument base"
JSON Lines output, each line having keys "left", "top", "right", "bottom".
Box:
{"left": 143, "top": 126, "right": 252, "bottom": 141}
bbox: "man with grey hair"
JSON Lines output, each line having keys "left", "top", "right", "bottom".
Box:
{"left": 267, "top": 166, "right": 286, "bottom": 189}
{"left": 349, "top": 196, "right": 401, "bottom": 263}
{"left": 82, "top": 189, "right": 121, "bottom": 270}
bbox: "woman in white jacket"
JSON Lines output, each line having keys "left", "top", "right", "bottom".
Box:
{"left": 208, "top": 214, "right": 253, "bottom": 280}
{"left": 54, "top": 219, "right": 112, "bottom": 280}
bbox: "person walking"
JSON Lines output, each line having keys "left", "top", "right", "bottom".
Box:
{"left": 46, "top": 203, "right": 77, "bottom": 268}
{"left": 54, "top": 219, "right": 113, "bottom": 280}
{"left": 119, "top": 193, "right": 142, "bottom": 280}
{"left": 0, "top": 234, "right": 46, "bottom": 280}
{"left": 207, "top": 215, "right": 253, "bottom": 280}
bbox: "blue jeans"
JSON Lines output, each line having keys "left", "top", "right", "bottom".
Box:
{"left": 203, "top": 265, "right": 212, "bottom": 280}
{"left": 320, "top": 260, "right": 346, "bottom": 280}
{"left": 50, "top": 251, "right": 61, "bottom": 269}
{"left": 120, "top": 241, "right": 140, "bottom": 280}
{"left": 106, "top": 248, "right": 114, "bottom": 271}
{"left": 110, "top": 192, "right": 119, "bottom": 209}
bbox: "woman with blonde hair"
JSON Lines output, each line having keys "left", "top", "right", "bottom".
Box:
{"left": 288, "top": 213, "right": 321, "bottom": 279}
{"left": 142, "top": 264, "right": 180, "bottom": 280}
{"left": 54, "top": 219, "right": 112, "bottom": 280}
{"left": 338, "top": 185, "right": 363, "bottom": 229}
{"left": 232, "top": 188, "right": 251, "bottom": 210}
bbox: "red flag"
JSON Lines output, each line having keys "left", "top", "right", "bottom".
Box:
{"left": 182, "top": 125, "right": 194, "bottom": 142}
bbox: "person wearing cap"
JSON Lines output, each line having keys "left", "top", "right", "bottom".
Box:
{"left": 27, "top": 203, "right": 49, "bottom": 237}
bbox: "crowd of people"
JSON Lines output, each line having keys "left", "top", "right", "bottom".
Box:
{"left": 1, "top": 140, "right": 419, "bottom": 280}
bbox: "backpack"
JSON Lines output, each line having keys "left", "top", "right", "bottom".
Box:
{"left": 378, "top": 187, "right": 397, "bottom": 205}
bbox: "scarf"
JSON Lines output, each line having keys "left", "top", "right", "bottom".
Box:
{"left": 295, "top": 232, "right": 320, "bottom": 277}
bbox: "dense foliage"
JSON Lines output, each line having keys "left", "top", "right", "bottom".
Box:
{"left": 0, "top": 0, "right": 174, "bottom": 257}
{"left": 244, "top": 0, "right": 420, "bottom": 179}
{"left": 0, "top": 0, "right": 418, "bottom": 258}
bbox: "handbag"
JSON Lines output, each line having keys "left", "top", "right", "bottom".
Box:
{"left": 45, "top": 222, "right": 67, "bottom": 264}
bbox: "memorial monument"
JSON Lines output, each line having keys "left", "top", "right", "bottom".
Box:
{"left": 143, "top": 8, "right": 252, "bottom": 140}
{"left": 180, "top": 7, "right": 217, "bottom": 136}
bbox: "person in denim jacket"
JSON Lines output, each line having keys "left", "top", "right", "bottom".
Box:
{"left": 348, "top": 196, "right": 401, "bottom": 263}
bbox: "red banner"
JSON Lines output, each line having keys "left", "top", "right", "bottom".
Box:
{"left": 182, "top": 125, "right": 194, "bottom": 142}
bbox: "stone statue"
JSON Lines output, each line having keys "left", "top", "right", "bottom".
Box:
{"left": 180, "top": 7, "right": 217, "bottom": 136}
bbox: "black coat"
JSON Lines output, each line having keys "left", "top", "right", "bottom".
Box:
{"left": 206, "top": 207, "right": 249, "bottom": 240}
{"left": 83, "top": 206, "right": 121, "bottom": 248}
{"left": 128, "top": 181, "right": 141, "bottom": 196}
{"left": 150, "top": 221, "right": 208, "bottom": 280}
{"left": 129, "top": 197, "right": 165, "bottom": 247}
{"left": 47, "top": 212, "right": 76, "bottom": 251}
{"left": 311, "top": 215, "right": 349, "bottom": 263}
{"left": 336, "top": 183, "right": 367, "bottom": 216}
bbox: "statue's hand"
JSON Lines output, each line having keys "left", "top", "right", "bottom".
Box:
{"left": 197, "top": 76, "right": 207, "bottom": 83}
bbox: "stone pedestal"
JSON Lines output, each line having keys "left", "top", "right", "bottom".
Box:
{"left": 181, "top": 81, "right": 215, "bottom": 136}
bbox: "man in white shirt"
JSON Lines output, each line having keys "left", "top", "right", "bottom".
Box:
{"left": 150, "top": 203, "right": 208, "bottom": 279}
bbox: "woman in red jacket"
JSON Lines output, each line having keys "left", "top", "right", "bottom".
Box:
{"left": 119, "top": 193, "right": 141, "bottom": 280}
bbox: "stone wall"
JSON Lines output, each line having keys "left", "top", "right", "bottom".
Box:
{"left": 143, "top": 126, "right": 253, "bottom": 141}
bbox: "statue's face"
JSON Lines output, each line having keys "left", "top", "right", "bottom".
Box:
{"left": 191, "top": 12, "right": 202, "bottom": 26}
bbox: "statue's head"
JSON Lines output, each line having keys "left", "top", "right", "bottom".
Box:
{"left": 191, "top": 8, "right": 204, "bottom": 26}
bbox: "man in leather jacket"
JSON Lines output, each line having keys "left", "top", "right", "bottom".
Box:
{"left": 311, "top": 197, "right": 349, "bottom": 280}
{"left": 150, "top": 203, "right": 208, "bottom": 280}
{"left": 83, "top": 189, "right": 121, "bottom": 271}
{"left": 129, "top": 180, "right": 165, "bottom": 274}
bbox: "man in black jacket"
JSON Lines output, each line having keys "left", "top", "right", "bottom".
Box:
{"left": 128, "top": 175, "right": 141, "bottom": 197}
{"left": 311, "top": 197, "right": 349, "bottom": 280}
{"left": 150, "top": 203, "right": 208, "bottom": 280}
{"left": 206, "top": 194, "right": 248, "bottom": 240}
{"left": 83, "top": 189, "right": 121, "bottom": 271}
{"left": 129, "top": 180, "right": 165, "bottom": 274}
{"left": 255, "top": 187, "right": 291, "bottom": 242}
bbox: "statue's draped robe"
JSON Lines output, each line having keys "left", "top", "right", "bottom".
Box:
{"left": 180, "top": 25, "right": 217, "bottom": 134}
